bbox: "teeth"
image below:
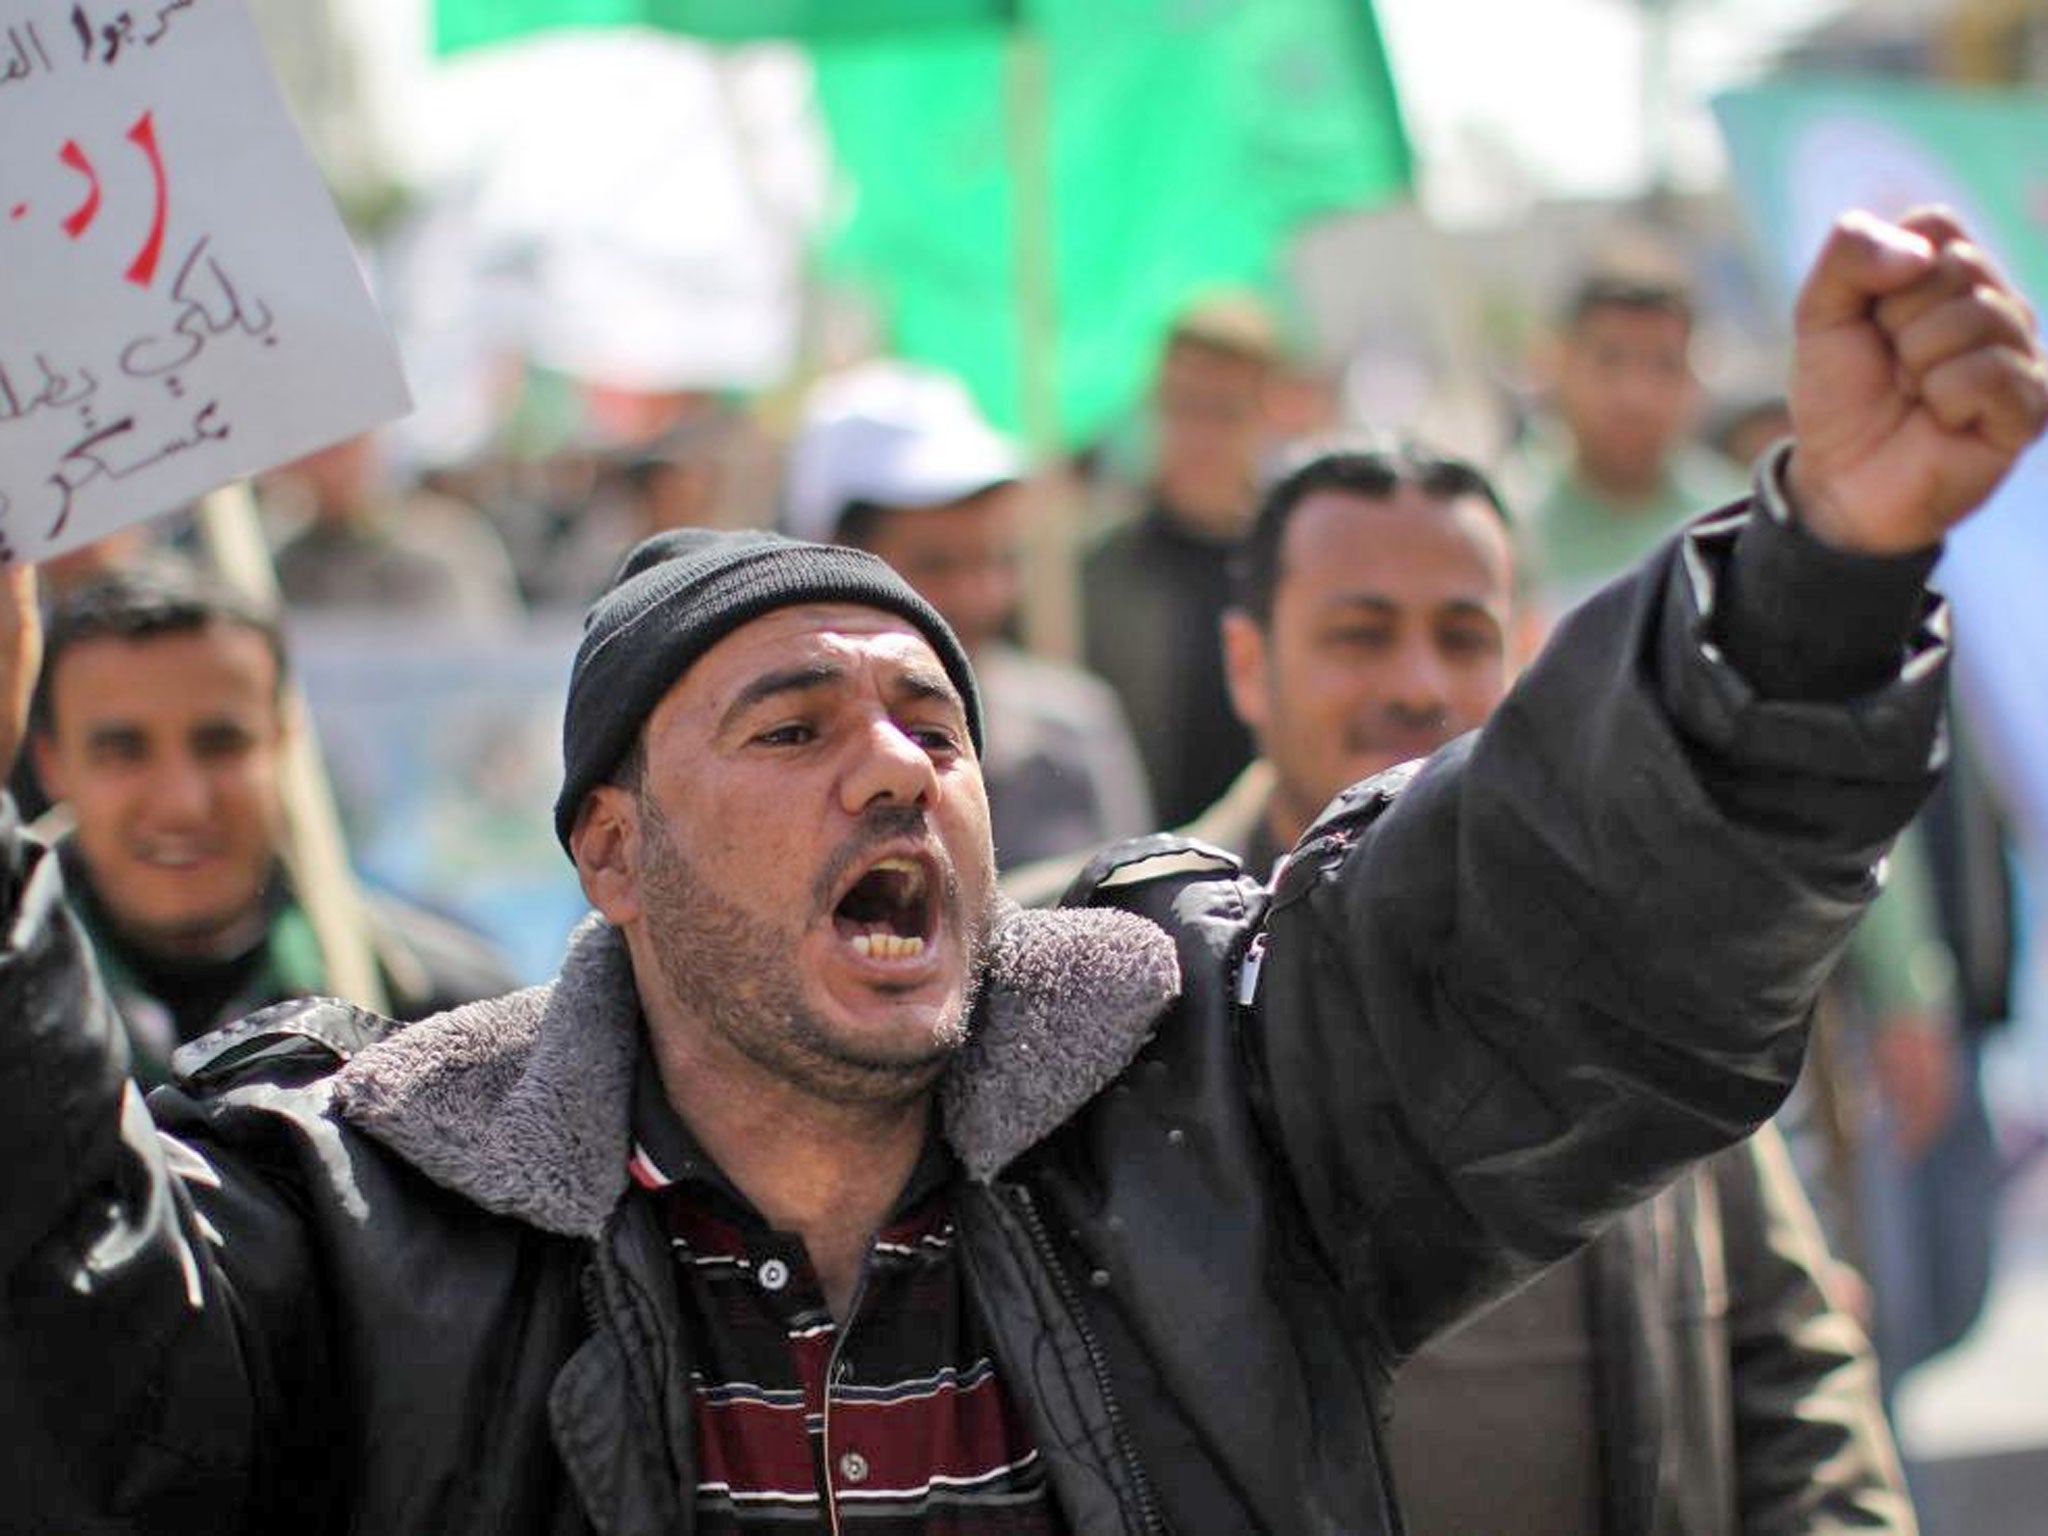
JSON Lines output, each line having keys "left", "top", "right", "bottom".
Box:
{"left": 138, "top": 846, "right": 207, "bottom": 867}
{"left": 850, "top": 932, "right": 926, "bottom": 960}
{"left": 872, "top": 857, "right": 928, "bottom": 896}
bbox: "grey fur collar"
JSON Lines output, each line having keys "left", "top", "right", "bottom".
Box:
{"left": 331, "top": 906, "right": 1180, "bottom": 1238}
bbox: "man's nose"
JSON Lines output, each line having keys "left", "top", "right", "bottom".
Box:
{"left": 146, "top": 752, "right": 213, "bottom": 821}
{"left": 839, "top": 715, "right": 941, "bottom": 816}
{"left": 1385, "top": 639, "right": 1450, "bottom": 715}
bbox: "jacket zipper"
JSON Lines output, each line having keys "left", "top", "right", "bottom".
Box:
{"left": 579, "top": 1235, "right": 687, "bottom": 1528}
{"left": 1009, "top": 1184, "right": 1169, "bottom": 1536}
{"left": 580, "top": 1251, "right": 614, "bottom": 1337}
{"left": 1235, "top": 932, "right": 1267, "bottom": 1008}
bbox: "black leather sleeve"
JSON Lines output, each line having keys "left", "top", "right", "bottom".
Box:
{"left": 1666, "top": 503, "right": 1949, "bottom": 848}
{"left": 0, "top": 798, "right": 335, "bottom": 1531}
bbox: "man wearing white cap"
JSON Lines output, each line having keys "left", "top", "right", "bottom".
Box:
{"left": 785, "top": 361, "right": 1153, "bottom": 868}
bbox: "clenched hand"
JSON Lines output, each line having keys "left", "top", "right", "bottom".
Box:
{"left": 1787, "top": 208, "right": 2047, "bottom": 554}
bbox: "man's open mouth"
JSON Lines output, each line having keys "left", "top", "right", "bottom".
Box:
{"left": 831, "top": 854, "right": 941, "bottom": 961}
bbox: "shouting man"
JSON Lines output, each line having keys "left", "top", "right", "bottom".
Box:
{"left": 1, "top": 210, "right": 2042, "bottom": 1533}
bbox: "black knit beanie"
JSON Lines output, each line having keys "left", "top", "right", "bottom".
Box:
{"left": 554, "top": 528, "right": 983, "bottom": 853}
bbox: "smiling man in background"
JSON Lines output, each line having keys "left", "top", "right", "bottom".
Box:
{"left": 28, "top": 564, "right": 513, "bottom": 1083}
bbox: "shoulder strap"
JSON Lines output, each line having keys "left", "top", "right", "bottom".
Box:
{"left": 1061, "top": 833, "right": 1245, "bottom": 908}
{"left": 172, "top": 996, "right": 398, "bottom": 1093}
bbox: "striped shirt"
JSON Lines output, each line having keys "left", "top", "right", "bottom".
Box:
{"left": 630, "top": 1060, "right": 1068, "bottom": 1534}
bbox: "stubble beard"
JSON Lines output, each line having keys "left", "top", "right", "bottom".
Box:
{"left": 636, "top": 794, "right": 996, "bottom": 1107}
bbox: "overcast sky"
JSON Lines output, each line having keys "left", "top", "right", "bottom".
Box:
{"left": 1375, "top": 0, "right": 1852, "bottom": 221}
{"left": 335, "top": 0, "right": 1854, "bottom": 223}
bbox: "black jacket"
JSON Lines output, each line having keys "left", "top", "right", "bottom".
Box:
{"left": 1575, "top": 1130, "right": 1910, "bottom": 1535}
{"left": 0, "top": 507, "right": 1947, "bottom": 1534}
{"left": 1086, "top": 760, "right": 1909, "bottom": 1535}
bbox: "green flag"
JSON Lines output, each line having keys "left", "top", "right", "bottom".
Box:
{"left": 435, "top": 0, "right": 1013, "bottom": 54}
{"left": 816, "top": 1, "right": 1411, "bottom": 444}
{"left": 433, "top": 0, "right": 1410, "bottom": 445}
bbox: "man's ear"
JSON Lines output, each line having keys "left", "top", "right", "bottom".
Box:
{"left": 1220, "top": 610, "right": 1271, "bottom": 742}
{"left": 570, "top": 785, "right": 644, "bottom": 926}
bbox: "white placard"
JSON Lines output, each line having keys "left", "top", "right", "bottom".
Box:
{"left": 0, "top": 0, "right": 410, "bottom": 562}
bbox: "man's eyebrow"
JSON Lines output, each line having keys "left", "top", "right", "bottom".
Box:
{"left": 891, "top": 664, "right": 965, "bottom": 714}
{"left": 1320, "top": 593, "right": 1398, "bottom": 617}
{"left": 82, "top": 722, "right": 147, "bottom": 752}
{"left": 717, "top": 662, "right": 847, "bottom": 736}
{"left": 1320, "top": 594, "right": 1503, "bottom": 625}
{"left": 1439, "top": 598, "right": 1505, "bottom": 626}
{"left": 191, "top": 717, "right": 258, "bottom": 746}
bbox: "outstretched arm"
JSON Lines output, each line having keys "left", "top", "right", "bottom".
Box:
{"left": 1250, "top": 209, "right": 2045, "bottom": 1357}
{"left": 0, "top": 560, "right": 324, "bottom": 1528}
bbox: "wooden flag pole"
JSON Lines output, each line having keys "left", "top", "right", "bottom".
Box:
{"left": 1003, "top": 21, "right": 1080, "bottom": 665}
{"left": 194, "top": 481, "right": 390, "bottom": 1015}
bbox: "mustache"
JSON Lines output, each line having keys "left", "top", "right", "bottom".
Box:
{"left": 811, "top": 805, "right": 958, "bottom": 916}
